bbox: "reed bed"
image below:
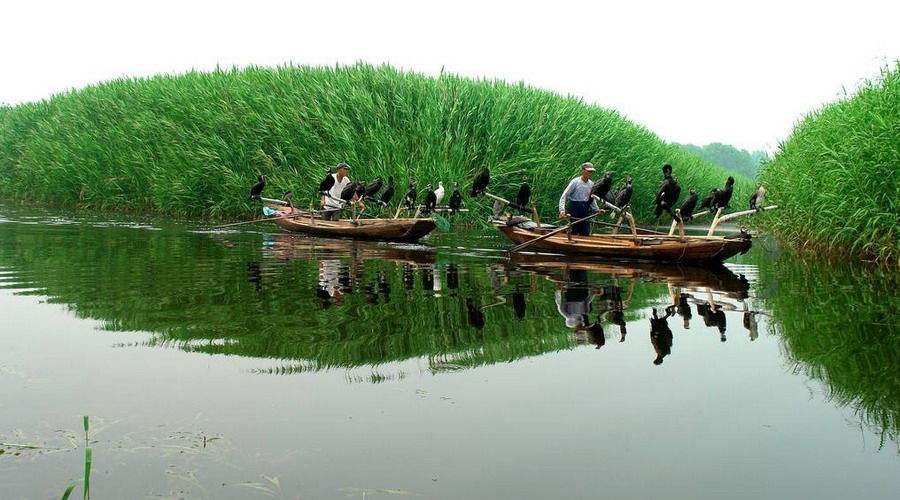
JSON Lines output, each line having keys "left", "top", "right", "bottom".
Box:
{"left": 0, "top": 63, "right": 748, "bottom": 223}
{"left": 758, "top": 63, "right": 899, "bottom": 264}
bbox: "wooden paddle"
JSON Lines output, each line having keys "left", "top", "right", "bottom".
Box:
{"left": 508, "top": 211, "right": 603, "bottom": 253}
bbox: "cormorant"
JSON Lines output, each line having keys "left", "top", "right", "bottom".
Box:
{"left": 380, "top": 176, "right": 396, "bottom": 206}
{"left": 516, "top": 176, "right": 531, "bottom": 210}
{"left": 365, "top": 177, "right": 383, "bottom": 198}
{"left": 423, "top": 184, "right": 437, "bottom": 214}
{"left": 403, "top": 181, "right": 417, "bottom": 209}
{"left": 340, "top": 181, "right": 357, "bottom": 201}
{"left": 354, "top": 182, "right": 367, "bottom": 200}
{"left": 613, "top": 177, "right": 633, "bottom": 208}
{"left": 714, "top": 176, "right": 735, "bottom": 209}
{"left": 591, "top": 171, "right": 613, "bottom": 201}
{"left": 318, "top": 170, "right": 335, "bottom": 194}
{"left": 678, "top": 189, "right": 698, "bottom": 221}
{"left": 749, "top": 184, "right": 765, "bottom": 211}
{"left": 448, "top": 182, "right": 463, "bottom": 214}
{"left": 699, "top": 188, "right": 719, "bottom": 211}
{"left": 434, "top": 181, "right": 445, "bottom": 207}
{"left": 470, "top": 166, "right": 490, "bottom": 197}
{"left": 654, "top": 164, "right": 679, "bottom": 219}
{"left": 249, "top": 175, "right": 266, "bottom": 199}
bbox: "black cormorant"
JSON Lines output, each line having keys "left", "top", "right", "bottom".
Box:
{"left": 678, "top": 189, "right": 698, "bottom": 221}
{"left": 516, "top": 176, "right": 531, "bottom": 210}
{"left": 448, "top": 182, "right": 463, "bottom": 213}
{"left": 423, "top": 184, "right": 437, "bottom": 214}
{"left": 470, "top": 166, "right": 490, "bottom": 197}
{"left": 380, "top": 176, "right": 396, "bottom": 206}
{"left": 249, "top": 175, "right": 266, "bottom": 199}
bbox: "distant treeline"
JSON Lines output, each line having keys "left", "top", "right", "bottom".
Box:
{"left": 758, "top": 62, "right": 899, "bottom": 264}
{"left": 0, "top": 63, "right": 749, "bottom": 223}
{"left": 676, "top": 142, "right": 768, "bottom": 178}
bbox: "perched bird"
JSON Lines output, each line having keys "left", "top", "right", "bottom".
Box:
{"left": 423, "top": 184, "right": 437, "bottom": 214}
{"left": 654, "top": 165, "right": 679, "bottom": 219}
{"left": 613, "top": 177, "right": 633, "bottom": 208}
{"left": 364, "top": 177, "right": 383, "bottom": 198}
{"left": 715, "top": 176, "right": 735, "bottom": 209}
{"left": 591, "top": 171, "right": 613, "bottom": 201}
{"left": 749, "top": 184, "right": 766, "bottom": 211}
{"left": 318, "top": 170, "right": 335, "bottom": 194}
{"left": 470, "top": 166, "right": 490, "bottom": 197}
{"left": 249, "top": 175, "right": 266, "bottom": 200}
{"left": 403, "top": 181, "right": 418, "bottom": 209}
{"left": 340, "top": 181, "right": 357, "bottom": 201}
{"left": 282, "top": 191, "right": 294, "bottom": 210}
{"left": 434, "top": 181, "right": 445, "bottom": 207}
{"left": 380, "top": 176, "right": 396, "bottom": 206}
{"left": 354, "top": 182, "right": 367, "bottom": 200}
{"left": 699, "top": 188, "right": 719, "bottom": 210}
{"left": 448, "top": 182, "right": 463, "bottom": 214}
{"left": 515, "top": 176, "right": 531, "bottom": 210}
{"left": 678, "top": 189, "right": 698, "bottom": 221}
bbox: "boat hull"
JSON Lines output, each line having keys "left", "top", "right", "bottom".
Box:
{"left": 274, "top": 213, "right": 436, "bottom": 242}
{"left": 497, "top": 224, "right": 751, "bottom": 264}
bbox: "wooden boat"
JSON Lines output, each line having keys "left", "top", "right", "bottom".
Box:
{"left": 269, "top": 206, "right": 436, "bottom": 243}
{"left": 496, "top": 222, "right": 751, "bottom": 264}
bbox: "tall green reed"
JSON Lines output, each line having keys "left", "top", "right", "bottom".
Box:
{"left": 0, "top": 63, "right": 749, "bottom": 224}
{"left": 758, "top": 62, "right": 899, "bottom": 264}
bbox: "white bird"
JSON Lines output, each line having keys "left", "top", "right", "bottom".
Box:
{"left": 434, "top": 182, "right": 445, "bottom": 207}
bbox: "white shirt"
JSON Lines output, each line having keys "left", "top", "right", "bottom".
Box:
{"left": 325, "top": 174, "right": 351, "bottom": 209}
{"left": 559, "top": 176, "right": 598, "bottom": 213}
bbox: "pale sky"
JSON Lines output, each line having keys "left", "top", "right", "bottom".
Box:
{"left": 2, "top": 0, "right": 898, "bottom": 152}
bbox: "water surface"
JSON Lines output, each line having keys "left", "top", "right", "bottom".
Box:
{"left": 0, "top": 204, "right": 897, "bottom": 499}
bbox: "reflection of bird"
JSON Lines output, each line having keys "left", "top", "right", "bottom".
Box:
{"left": 516, "top": 176, "right": 531, "bottom": 209}
{"left": 678, "top": 189, "right": 697, "bottom": 221}
{"left": 714, "top": 176, "right": 735, "bottom": 209}
{"left": 403, "top": 181, "right": 417, "bottom": 209}
{"left": 699, "top": 188, "right": 719, "bottom": 210}
{"left": 470, "top": 166, "right": 490, "bottom": 197}
{"left": 249, "top": 175, "right": 265, "bottom": 199}
{"left": 448, "top": 182, "right": 462, "bottom": 214}
{"left": 512, "top": 291, "right": 526, "bottom": 320}
{"left": 749, "top": 184, "right": 765, "bottom": 210}
{"left": 380, "top": 176, "right": 395, "bottom": 206}
{"left": 423, "top": 184, "right": 437, "bottom": 213}
{"left": 466, "top": 298, "right": 485, "bottom": 329}
{"left": 434, "top": 182, "right": 445, "bottom": 207}
{"left": 592, "top": 171, "right": 613, "bottom": 201}
{"left": 318, "top": 171, "right": 335, "bottom": 194}
{"left": 446, "top": 264, "right": 459, "bottom": 290}
{"left": 613, "top": 177, "right": 633, "bottom": 208}
{"left": 365, "top": 177, "right": 383, "bottom": 198}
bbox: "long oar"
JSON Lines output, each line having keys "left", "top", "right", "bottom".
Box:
{"left": 508, "top": 211, "right": 603, "bottom": 253}
{"left": 212, "top": 208, "right": 339, "bottom": 229}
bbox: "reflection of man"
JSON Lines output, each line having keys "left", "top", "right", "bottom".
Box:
{"left": 555, "top": 285, "right": 594, "bottom": 329}
{"left": 650, "top": 306, "right": 675, "bottom": 365}
{"left": 744, "top": 311, "right": 758, "bottom": 341}
{"left": 317, "top": 259, "right": 344, "bottom": 305}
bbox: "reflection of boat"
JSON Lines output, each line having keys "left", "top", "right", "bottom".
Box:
{"left": 510, "top": 254, "right": 750, "bottom": 295}
{"left": 266, "top": 233, "right": 436, "bottom": 265}
{"left": 496, "top": 223, "right": 751, "bottom": 263}
{"left": 270, "top": 206, "right": 436, "bottom": 242}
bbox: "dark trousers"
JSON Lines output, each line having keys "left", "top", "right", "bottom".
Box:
{"left": 567, "top": 200, "right": 593, "bottom": 236}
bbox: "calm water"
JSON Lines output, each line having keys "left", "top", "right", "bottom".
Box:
{"left": 0, "top": 204, "right": 897, "bottom": 499}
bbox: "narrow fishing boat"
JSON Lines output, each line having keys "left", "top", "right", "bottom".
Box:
{"left": 496, "top": 221, "right": 752, "bottom": 263}
{"left": 269, "top": 206, "right": 436, "bottom": 243}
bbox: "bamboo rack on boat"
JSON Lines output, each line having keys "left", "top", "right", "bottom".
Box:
{"left": 494, "top": 198, "right": 776, "bottom": 264}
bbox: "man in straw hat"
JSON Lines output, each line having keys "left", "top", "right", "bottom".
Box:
{"left": 558, "top": 162, "right": 600, "bottom": 236}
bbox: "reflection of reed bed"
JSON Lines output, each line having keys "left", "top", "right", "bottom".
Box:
{"left": 758, "top": 63, "right": 899, "bottom": 264}
{"left": 758, "top": 255, "right": 900, "bottom": 445}
{"left": 0, "top": 63, "right": 750, "bottom": 223}
{"left": 0, "top": 218, "right": 675, "bottom": 373}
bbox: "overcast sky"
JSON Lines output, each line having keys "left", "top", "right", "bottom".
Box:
{"left": 2, "top": 0, "right": 897, "bottom": 152}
